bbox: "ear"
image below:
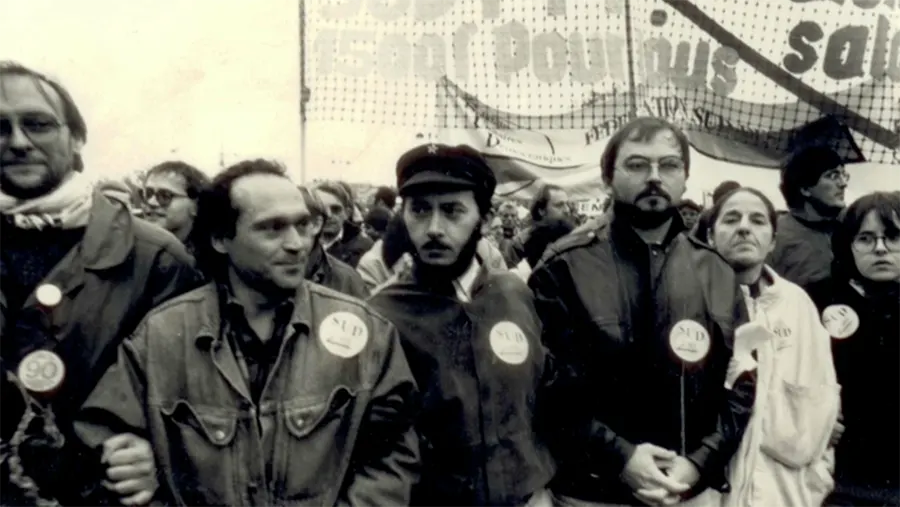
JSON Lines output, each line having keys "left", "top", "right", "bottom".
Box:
{"left": 211, "top": 236, "right": 228, "bottom": 255}
{"left": 799, "top": 187, "right": 812, "bottom": 198}
{"left": 313, "top": 215, "right": 324, "bottom": 235}
{"left": 707, "top": 232, "right": 715, "bottom": 247}
{"left": 72, "top": 139, "right": 84, "bottom": 154}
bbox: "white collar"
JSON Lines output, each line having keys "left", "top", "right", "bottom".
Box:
{"left": 322, "top": 227, "right": 344, "bottom": 250}
{"left": 452, "top": 258, "right": 481, "bottom": 302}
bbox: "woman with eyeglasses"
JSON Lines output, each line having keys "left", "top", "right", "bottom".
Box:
{"left": 705, "top": 187, "right": 841, "bottom": 507}
{"left": 805, "top": 191, "right": 900, "bottom": 507}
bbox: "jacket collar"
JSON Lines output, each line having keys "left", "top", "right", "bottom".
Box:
{"left": 305, "top": 245, "right": 333, "bottom": 285}
{"left": 197, "top": 280, "right": 313, "bottom": 348}
{"left": 6, "top": 192, "right": 136, "bottom": 311}
{"left": 81, "top": 191, "right": 136, "bottom": 270}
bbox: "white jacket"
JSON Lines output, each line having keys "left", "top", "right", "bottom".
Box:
{"left": 722, "top": 266, "right": 841, "bottom": 507}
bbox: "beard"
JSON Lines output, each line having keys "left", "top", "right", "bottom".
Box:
{"left": 402, "top": 222, "right": 483, "bottom": 290}
{"left": 613, "top": 200, "right": 677, "bottom": 230}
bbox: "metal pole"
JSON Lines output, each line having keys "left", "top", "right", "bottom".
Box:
{"left": 622, "top": 0, "right": 639, "bottom": 118}
{"left": 299, "top": 0, "right": 308, "bottom": 183}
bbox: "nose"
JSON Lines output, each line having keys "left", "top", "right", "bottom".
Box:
{"left": 7, "top": 123, "right": 34, "bottom": 151}
{"left": 426, "top": 212, "right": 444, "bottom": 238}
{"left": 283, "top": 225, "right": 303, "bottom": 252}
{"left": 646, "top": 165, "right": 662, "bottom": 184}
{"left": 873, "top": 237, "right": 889, "bottom": 254}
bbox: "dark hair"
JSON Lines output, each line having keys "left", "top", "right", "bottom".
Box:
{"left": 373, "top": 186, "right": 398, "bottom": 209}
{"left": 707, "top": 187, "right": 779, "bottom": 237}
{"left": 599, "top": 117, "right": 690, "bottom": 184}
{"left": 364, "top": 206, "right": 391, "bottom": 233}
{"left": 297, "top": 185, "right": 327, "bottom": 220}
{"left": 679, "top": 199, "right": 703, "bottom": 213}
{"left": 524, "top": 217, "right": 576, "bottom": 267}
{"left": 530, "top": 184, "right": 565, "bottom": 222}
{"left": 314, "top": 180, "right": 353, "bottom": 212}
{"left": 381, "top": 212, "right": 414, "bottom": 268}
{"left": 712, "top": 180, "right": 742, "bottom": 204}
{"left": 146, "top": 160, "right": 210, "bottom": 199}
{"left": 779, "top": 146, "right": 843, "bottom": 209}
{"left": 831, "top": 191, "right": 900, "bottom": 283}
{"left": 193, "top": 159, "right": 288, "bottom": 279}
{"left": 1, "top": 61, "right": 87, "bottom": 172}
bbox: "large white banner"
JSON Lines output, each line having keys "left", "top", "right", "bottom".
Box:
{"left": 305, "top": 0, "right": 900, "bottom": 194}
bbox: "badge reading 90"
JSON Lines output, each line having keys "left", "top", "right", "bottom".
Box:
{"left": 669, "top": 320, "right": 711, "bottom": 363}
{"left": 17, "top": 350, "right": 65, "bottom": 393}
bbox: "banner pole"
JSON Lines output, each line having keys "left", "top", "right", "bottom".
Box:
{"left": 299, "top": 0, "right": 308, "bottom": 184}
{"left": 623, "top": 0, "right": 639, "bottom": 118}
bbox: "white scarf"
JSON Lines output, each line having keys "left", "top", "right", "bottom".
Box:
{"left": 0, "top": 172, "right": 93, "bottom": 230}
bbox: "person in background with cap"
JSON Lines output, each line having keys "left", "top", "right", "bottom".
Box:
{"left": 372, "top": 185, "right": 398, "bottom": 213}
{"left": 0, "top": 61, "right": 203, "bottom": 505}
{"left": 529, "top": 117, "right": 754, "bottom": 506}
{"left": 314, "top": 180, "right": 374, "bottom": 268}
{"left": 677, "top": 199, "right": 703, "bottom": 231}
{"left": 769, "top": 146, "right": 850, "bottom": 286}
{"left": 298, "top": 184, "right": 369, "bottom": 298}
{"left": 368, "top": 143, "right": 557, "bottom": 506}
{"left": 75, "top": 160, "right": 419, "bottom": 506}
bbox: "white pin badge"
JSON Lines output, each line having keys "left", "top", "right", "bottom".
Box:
{"left": 489, "top": 321, "right": 530, "bottom": 365}
{"left": 319, "top": 312, "right": 369, "bottom": 358}
{"left": 17, "top": 350, "right": 65, "bottom": 394}
{"left": 822, "top": 304, "right": 860, "bottom": 340}
{"left": 669, "top": 319, "right": 711, "bottom": 363}
{"left": 35, "top": 284, "right": 62, "bottom": 308}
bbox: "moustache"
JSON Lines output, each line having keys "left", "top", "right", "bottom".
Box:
{"left": 422, "top": 240, "right": 451, "bottom": 251}
{"left": 1, "top": 157, "right": 45, "bottom": 166}
{"left": 636, "top": 184, "right": 671, "bottom": 202}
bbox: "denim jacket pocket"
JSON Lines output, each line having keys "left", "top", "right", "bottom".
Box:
{"left": 280, "top": 385, "right": 358, "bottom": 502}
{"left": 160, "top": 400, "right": 238, "bottom": 505}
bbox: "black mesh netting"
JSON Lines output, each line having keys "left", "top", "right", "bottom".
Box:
{"left": 303, "top": 0, "right": 899, "bottom": 166}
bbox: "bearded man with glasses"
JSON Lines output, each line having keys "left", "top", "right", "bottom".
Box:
{"left": 0, "top": 61, "right": 202, "bottom": 505}
{"left": 140, "top": 160, "right": 210, "bottom": 257}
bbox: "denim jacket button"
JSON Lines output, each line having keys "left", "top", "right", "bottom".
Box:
{"left": 295, "top": 417, "right": 305, "bottom": 427}
{"left": 214, "top": 430, "right": 226, "bottom": 441}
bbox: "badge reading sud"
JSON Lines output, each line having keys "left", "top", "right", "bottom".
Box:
{"left": 821, "top": 304, "right": 860, "bottom": 340}
{"left": 489, "top": 321, "right": 529, "bottom": 365}
{"left": 319, "top": 312, "right": 369, "bottom": 358}
{"left": 669, "top": 319, "right": 711, "bottom": 363}
{"left": 17, "top": 350, "right": 66, "bottom": 394}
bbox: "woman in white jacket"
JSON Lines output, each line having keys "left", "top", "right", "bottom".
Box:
{"left": 706, "top": 187, "right": 842, "bottom": 507}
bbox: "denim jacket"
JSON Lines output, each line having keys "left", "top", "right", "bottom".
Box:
{"left": 75, "top": 282, "right": 419, "bottom": 506}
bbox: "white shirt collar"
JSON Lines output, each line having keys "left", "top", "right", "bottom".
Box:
{"left": 452, "top": 258, "right": 481, "bottom": 302}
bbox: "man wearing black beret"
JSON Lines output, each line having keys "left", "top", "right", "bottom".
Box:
{"left": 368, "top": 143, "right": 557, "bottom": 506}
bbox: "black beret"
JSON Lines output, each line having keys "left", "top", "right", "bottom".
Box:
{"left": 395, "top": 143, "right": 496, "bottom": 199}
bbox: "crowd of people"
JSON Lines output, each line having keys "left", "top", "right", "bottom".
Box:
{"left": 1, "top": 61, "right": 898, "bottom": 507}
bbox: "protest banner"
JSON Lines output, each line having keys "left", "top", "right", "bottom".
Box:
{"left": 304, "top": 0, "right": 899, "bottom": 197}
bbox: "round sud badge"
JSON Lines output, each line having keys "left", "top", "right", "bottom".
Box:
{"left": 821, "top": 304, "right": 860, "bottom": 340}
{"left": 489, "top": 321, "right": 529, "bottom": 365}
{"left": 669, "top": 319, "right": 711, "bottom": 363}
{"left": 35, "top": 283, "right": 63, "bottom": 308}
{"left": 319, "top": 312, "right": 369, "bottom": 359}
{"left": 17, "top": 350, "right": 66, "bottom": 394}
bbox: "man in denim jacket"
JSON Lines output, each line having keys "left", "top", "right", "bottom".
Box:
{"left": 75, "top": 160, "right": 419, "bottom": 506}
